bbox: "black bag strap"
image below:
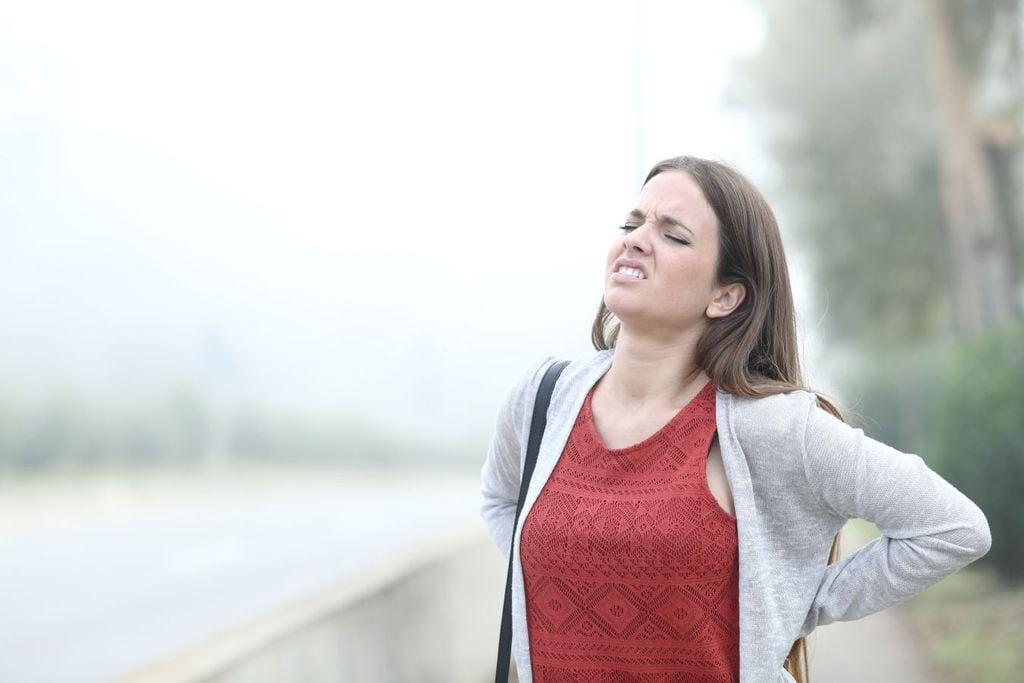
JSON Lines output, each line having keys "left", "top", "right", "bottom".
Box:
{"left": 494, "top": 359, "right": 570, "bottom": 683}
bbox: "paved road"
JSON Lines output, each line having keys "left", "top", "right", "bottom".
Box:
{"left": 0, "top": 469, "right": 482, "bottom": 683}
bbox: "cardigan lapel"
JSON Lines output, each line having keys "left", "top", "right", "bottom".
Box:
{"left": 716, "top": 389, "right": 774, "bottom": 682}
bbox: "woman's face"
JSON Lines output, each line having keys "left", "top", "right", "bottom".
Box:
{"left": 604, "top": 169, "right": 728, "bottom": 337}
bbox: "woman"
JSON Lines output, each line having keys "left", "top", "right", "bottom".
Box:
{"left": 479, "top": 155, "right": 991, "bottom": 683}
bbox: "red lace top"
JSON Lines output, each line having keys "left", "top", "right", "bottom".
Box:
{"left": 520, "top": 379, "right": 739, "bottom": 682}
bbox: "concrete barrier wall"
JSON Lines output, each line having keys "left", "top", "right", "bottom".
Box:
{"left": 119, "top": 520, "right": 519, "bottom": 683}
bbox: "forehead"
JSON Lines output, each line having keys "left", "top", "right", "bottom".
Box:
{"left": 634, "top": 170, "right": 717, "bottom": 234}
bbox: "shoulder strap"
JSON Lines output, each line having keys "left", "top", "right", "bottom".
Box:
{"left": 494, "top": 358, "right": 570, "bottom": 683}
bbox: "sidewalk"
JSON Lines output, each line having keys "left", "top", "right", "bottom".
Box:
{"left": 805, "top": 520, "right": 941, "bottom": 682}
{"left": 807, "top": 606, "right": 939, "bottom": 681}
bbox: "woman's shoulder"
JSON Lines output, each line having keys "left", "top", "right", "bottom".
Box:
{"left": 720, "top": 387, "right": 820, "bottom": 446}
{"left": 723, "top": 386, "right": 819, "bottom": 412}
{"left": 512, "top": 349, "right": 612, "bottom": 389}
{"left": 497, "top": 349, "right": 613, "bottom": 420}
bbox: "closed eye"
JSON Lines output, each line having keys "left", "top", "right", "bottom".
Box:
{"left": 617, "top": 225, "right": 689, "bottom": 245}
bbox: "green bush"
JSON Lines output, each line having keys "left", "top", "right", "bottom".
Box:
{"left": 923, "top": 319, "right": 1024, "bottom": 584}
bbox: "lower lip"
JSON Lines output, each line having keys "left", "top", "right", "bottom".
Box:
{"left": 611, "top": 271, "right": 646, "bottom": 282}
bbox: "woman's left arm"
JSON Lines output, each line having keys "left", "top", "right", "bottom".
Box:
{"left": 797, "top": 399, "right": 992, "bottom": 638}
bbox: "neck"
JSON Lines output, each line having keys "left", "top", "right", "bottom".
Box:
{"left": 599, "top": 325, "right": 711, "bottom": 410}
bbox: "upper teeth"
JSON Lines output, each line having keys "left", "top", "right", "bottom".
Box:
{"left": 617, "top": 266, "right": 645, "bottom": 279}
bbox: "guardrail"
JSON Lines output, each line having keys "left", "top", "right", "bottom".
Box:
{"left": 118, "top": 520, "right": 511, "bottom": 683}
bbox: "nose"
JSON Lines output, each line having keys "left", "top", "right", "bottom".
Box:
{"left": 622, "top": 223, "right": 650, "bottom": 254}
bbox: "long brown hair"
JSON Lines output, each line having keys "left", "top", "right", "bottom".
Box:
{"left": 591, "top": 155, "right": 844, "bottom": 682}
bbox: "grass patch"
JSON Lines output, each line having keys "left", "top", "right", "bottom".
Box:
{"left": 897, "top": 564, "right": 1024, "bottom": 682}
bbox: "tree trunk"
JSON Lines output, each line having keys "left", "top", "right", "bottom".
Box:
{"left": 923, "top": 0, "right": 1019, "bottom": 338}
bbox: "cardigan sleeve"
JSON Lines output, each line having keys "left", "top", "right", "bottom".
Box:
{"left": 796, "top": 399, "right": 992, "bottom": 638}
{"left": 478, "top": 355, "right": 557, "bottom": 559}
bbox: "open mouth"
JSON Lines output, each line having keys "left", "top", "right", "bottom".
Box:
{"left": 613, "top": 266, "right": 645, "bottom": 280}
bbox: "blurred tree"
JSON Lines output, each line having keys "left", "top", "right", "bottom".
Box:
{"left": 730, "top": 1, "right": 1023, "bottom": 585}
{"left": 728, "top": 0, "right": 1022, "bottom": 348}
{"left": 0, "top": 388, "right": 440, "bottom": 472}
{"left": 924, "top": 0, "right": 1020, "bottom": 337}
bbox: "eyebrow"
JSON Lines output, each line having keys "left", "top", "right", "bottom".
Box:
{"left": 628, "top": 209, "right": 694, "bottom": 237}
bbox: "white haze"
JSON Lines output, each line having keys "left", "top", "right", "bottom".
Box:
{"left": 0, "top": 0, "right": 828, "bottom": 451}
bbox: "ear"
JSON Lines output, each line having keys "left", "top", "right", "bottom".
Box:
{"left": 706, "top": 281, "right": 746, "bottom": 319}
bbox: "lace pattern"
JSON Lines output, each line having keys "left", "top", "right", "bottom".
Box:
{"left": 520, "top": 380, "right": 739, "bottom": 682}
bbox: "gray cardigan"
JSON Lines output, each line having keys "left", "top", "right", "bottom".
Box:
{"left": 478, "top": 349, "right": 991, "bottom": 683}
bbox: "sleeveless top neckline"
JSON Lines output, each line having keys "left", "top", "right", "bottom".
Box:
{"left": 585, "top": 378, "right": 717, "bottom": 455}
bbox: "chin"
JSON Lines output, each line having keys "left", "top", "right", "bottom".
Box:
{"left": 603, "top": 299, "right": 644, "bottom": 323}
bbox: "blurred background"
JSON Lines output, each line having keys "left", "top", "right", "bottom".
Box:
{"left": 1, "top": 0, "right": 1020, "bottom": 681}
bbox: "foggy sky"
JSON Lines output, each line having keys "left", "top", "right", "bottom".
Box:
{"left": 1, "top": 1, "right": 829, "bottom": 450}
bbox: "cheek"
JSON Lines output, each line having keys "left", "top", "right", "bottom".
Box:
{"left": 687, "top": 247, "right": 717, "bottom": 273}
{"left": 667, "top": 253, "right": 715, "bottom": 290}
{"left": 606, "top": 242, "right": 621, "bottom": 265}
